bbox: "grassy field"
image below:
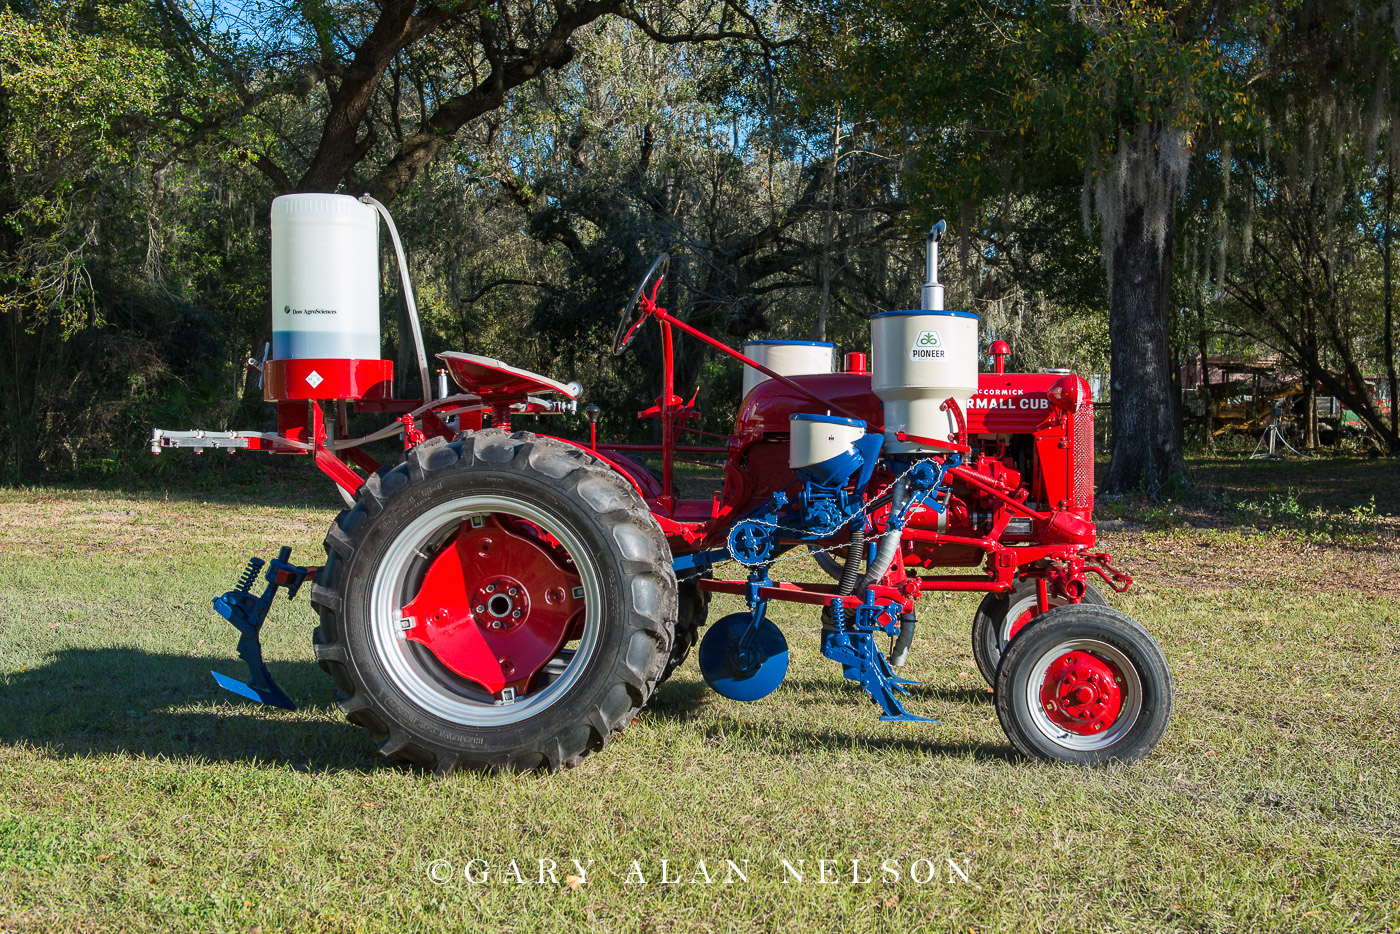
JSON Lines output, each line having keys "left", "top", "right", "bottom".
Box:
{"left": 2, "top": 455, "right": 1399, "bottom": 933}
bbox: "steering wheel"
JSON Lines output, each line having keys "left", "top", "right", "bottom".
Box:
{"left": 613, "top": 253, "right": 669, "bottom": 355}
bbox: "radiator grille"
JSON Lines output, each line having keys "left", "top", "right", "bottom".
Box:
{"left": 1072, "top": 402, "right": 1095, "bottom": 512}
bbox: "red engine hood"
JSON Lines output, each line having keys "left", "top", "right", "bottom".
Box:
{"left": 734, "top": 371, "right": 1092, "bottom": 437}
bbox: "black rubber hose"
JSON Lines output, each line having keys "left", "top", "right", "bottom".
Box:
{"left": 836, "top": 525, "right": 866, "bottom": 596}
{"left": 821, "top": 524, "right": 866, "bottom": 635}
{"left": 890, "top": 611, "right": 916, "bottom": 667}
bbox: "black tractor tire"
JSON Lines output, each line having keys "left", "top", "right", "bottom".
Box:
{"left": 994, "top": 604, "right": 1172, "bottom": 766}
{"left": 309, "top": 430, "right": 677, "bottom": 774}
{"left": 660, "top": 578, "right": 710, "bottom": 682}
{"left": 972, "top": 578, "right": 1108, "bottom": 686}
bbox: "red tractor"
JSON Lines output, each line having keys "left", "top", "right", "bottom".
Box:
{"left": 154, "top": 197, "right": 1172, "bottom": 772}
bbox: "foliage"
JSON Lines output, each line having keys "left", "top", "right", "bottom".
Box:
{"left": 798, "top": 0, "right": 1400, "bottom": 488}
{"left": 0, "top": 0, "right": 186, "bottom": 331}
{"left": 0, "top": 0, "right": 1396, "bottom": 482}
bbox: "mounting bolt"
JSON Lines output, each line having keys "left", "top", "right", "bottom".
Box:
{"left": 1114, "top": 675, "right": 1123, "bottom": 684}
{"left": 512, "top": 610, "right": 522, "bottom": 619}
{"left": 508, "top": 587, "right": 518, "bottom": 596}
{"left": 486, "top": 584, "right": 495, "bottom": 593}
{"left": 475, "top": 604, "right": 486, "bottom": 614}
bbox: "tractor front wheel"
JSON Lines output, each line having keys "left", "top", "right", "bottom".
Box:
{"left": 994, "top": 604, "right": 1172, "bottom": 766}
{"left": 309, "top": 431, "right": 676, "bottom": 773}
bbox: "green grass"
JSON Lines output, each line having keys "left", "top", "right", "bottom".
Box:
{"left": 2, "top": 458, "right": 1399, "bottom": 933}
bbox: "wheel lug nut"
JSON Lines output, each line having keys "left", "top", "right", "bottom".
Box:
{"left": 475, "top": 604, "right": 486, "bottom": 614}
{"left": 508, "top": 587, "right": 518, "bottom": 596}
{"left": 486, "top": 584, "right": 495, "bottom": 593}
{"left": 512, "top": 610, "right": 522, "bottom": 619}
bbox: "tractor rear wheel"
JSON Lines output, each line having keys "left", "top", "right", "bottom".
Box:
{"left": 972, "top": 579, "right": 1108, "bottom": 685}
{"left": 309, "top": 430, "right": 676, "bottom": 773}
{"left": 660, "top": 578, "right": 710, "bottom": 683}
{"left": 994, "top": 604, "right": 1172, "bottom": 766}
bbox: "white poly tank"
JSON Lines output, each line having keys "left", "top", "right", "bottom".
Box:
{"left": 741, "top": 340, "right": 835, "bottom": 398}
{"left": 870, "top": 310, "right": 979, "bottom": 450}
{"left": 270, "top": 193, "right": 380, "bottom": 361}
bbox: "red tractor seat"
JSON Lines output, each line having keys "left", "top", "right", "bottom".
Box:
{"left": 437, "top": 352, "right": 581, "bottom": 402}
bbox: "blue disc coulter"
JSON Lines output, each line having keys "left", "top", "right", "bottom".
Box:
{"left": 698, "top": 611, "right": 790, "bottom": 702}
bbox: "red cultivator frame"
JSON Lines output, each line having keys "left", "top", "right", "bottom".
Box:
{"left": 155, "top": 216, "right": 1172, "bottom": 773}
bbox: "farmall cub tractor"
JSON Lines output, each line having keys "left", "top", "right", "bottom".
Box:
{"left": 154, "top": 195, "right": 1173, "bottom": 772}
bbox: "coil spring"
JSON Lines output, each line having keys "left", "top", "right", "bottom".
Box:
{"left": 236, "top": 557, "right": 265, "bottom": 593}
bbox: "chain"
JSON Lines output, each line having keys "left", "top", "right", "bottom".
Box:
{"left": 676, "top": 456, "right": 947, "bottom": 583}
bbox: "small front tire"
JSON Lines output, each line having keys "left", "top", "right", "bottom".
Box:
{"left": 994, "top": 604, "right": 1172, "bottom": 766}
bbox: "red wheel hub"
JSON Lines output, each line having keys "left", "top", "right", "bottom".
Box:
{"left": 1038, "top": 651, "right": 1123, "bottom": 735}
{"left": 401, "top": 516, "right": 583, "bottom": 697}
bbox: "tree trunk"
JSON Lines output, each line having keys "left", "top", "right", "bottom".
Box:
{"left": 0, "top": 79, "right": 43, "bottom": 483}
{"left": 1196, "top": 300, "right": 1214, "bottom": 450}
{"left": 1102, "top": 199, "right": 1187, "bottom": 495}
{"left": 1384, "top": 156, "right": 1397, "bottom": 436}
{"left": 1302, "top": 380, "right": 1318, "bottom": 449}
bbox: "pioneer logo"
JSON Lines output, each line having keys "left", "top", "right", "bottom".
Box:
{"left": 909, "top": 330, "right": 945, "bottom": 360}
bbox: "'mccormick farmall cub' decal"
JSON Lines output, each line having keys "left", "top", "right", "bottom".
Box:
{"left": 968, "top": 388, "right": 1050, "bottom": 411}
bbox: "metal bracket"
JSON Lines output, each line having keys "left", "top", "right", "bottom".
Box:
{"left": 151, "top": 428, "right": 257, "bottom": 454}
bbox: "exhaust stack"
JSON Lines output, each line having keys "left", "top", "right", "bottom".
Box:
{"left": 920, "top": 220, "right": 946, "bottom": 311}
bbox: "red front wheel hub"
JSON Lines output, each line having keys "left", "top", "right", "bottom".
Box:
{"left": 1038, "top": 651, "right": 1124, "bottom": 735}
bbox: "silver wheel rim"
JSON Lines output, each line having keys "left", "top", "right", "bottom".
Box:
{"left": 996, "top": 591, "right": 1067, "bottom": 655}
{"left": 1022, "top": 638, "right": 1142, "bottom": 752}
{"left": 368, "top": 494, "right": 602, "bottom": 726}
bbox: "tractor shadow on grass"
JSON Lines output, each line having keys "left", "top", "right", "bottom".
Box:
{"left": 0, "top": 648, "right": 377, "bottom": 772}
{"left": 3, "top": 649, "right": 1016, "bottom": 769}
{"left": 646, "top": 678, "right": 1017, "bottom": 762}
{"left": 745, "top": 675, "right": 996, "bottom": 707}
{"left": 686, "top": 714, "right": 1017, "bottom": 763}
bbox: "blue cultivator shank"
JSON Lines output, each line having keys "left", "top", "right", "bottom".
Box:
{"left": 821, "top": 597, "right": 931, "bottom": 723}
{"left": 210, "top": 546, "right": 316, "bottom": 710}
